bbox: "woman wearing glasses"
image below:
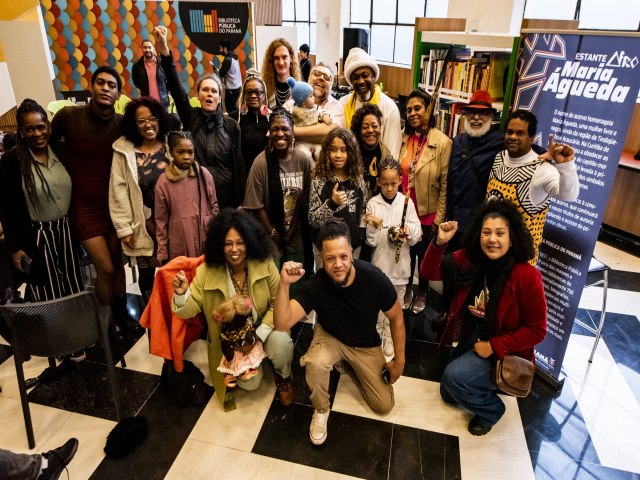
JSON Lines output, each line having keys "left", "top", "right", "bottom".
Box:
{"left": 109, "top": 97, "right": 173, "bottom": 301}
{"left": 236, "top": 69, "right": 270, "bottom": 172}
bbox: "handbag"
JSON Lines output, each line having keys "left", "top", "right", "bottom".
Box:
{"left": 493, "top": 354, "right": 535, "bottom": 397}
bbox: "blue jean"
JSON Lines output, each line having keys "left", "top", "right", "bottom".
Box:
{"left": 440, "top": 348, "right": 505, "bottom": 426}
{"left": 0, "top": 448, "right": 41, "bottom": 479}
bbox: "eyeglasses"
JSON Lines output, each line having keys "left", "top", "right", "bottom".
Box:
{"left": 462, "top": 110, "right": 492, "bottom": 119}
{"left": 135, "top": 116, "right": 159, "bottom": 126}
{"left": 245, "top": 89, "right": 264, "bottom": 97}
{"left": 311, "top": 70, "right": 331, "bottom": 82}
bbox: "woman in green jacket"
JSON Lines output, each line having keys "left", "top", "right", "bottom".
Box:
{"left": 171, "top": 208, "right": 294, "bottom": 410}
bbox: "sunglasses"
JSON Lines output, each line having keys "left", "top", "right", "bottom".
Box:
{"left": 311, "top": 69, "right": 332, "bottom": 82}
{"left": 135, "top": 116, "right": 159, "bottom": 126}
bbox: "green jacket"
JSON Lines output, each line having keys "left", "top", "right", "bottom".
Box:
{"left": 173, "top": 258, "right": 280, "bottom": 409}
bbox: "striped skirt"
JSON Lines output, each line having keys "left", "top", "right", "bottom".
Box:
{"left": 26, "top": 216, "right": 84, "bottom": 302}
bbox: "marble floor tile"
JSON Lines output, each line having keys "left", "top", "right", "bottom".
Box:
{"left": 167, "top": 439, "right": 362, "bottom": 480}
{"left": 188, "top": 365, "right": 277, "bottom": 452}
{"left": 0, "top": 354, "right": 52, "bottom": 401}
{"left": 122, "top": 334, "right": 164, "bottom": 376}
{"left": 332, "top": 375, "right": 533, "bottom": 480}
{"left": 564, "top": 334, "right": 640, "bottom": 473}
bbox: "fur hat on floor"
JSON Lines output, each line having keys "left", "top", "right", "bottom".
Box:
{"left": 104, "top": 416, "right": 149, "bottom": 459}
{"left": 343, "top": 47, "right": 379, "bottom": 87}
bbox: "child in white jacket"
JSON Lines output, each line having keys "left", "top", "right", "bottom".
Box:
{"left": 365, "top": 157, "right": 421, "bottom": 356}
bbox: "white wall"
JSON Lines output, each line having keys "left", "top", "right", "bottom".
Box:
{"left": 0, "top": 7, "right": 55, "bottom": 115}
{"left": 255, "top": 26, "right": 298, "bottom": 72}
{"left": 447, "top": 0, "right": 526, "bottom": 34}
{"left": 315, "top": 0, "right": 350, "bottom": 72}
{"left": 0, "top": 63, "right": 17, "bottom": 116}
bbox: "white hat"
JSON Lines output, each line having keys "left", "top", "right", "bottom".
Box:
{"left": 343, "top": 48, "right": 379, "bottom": 87}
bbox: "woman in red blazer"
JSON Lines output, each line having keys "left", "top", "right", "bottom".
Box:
{"left": 420, "top": 199, "right": 547, "bottom": 436}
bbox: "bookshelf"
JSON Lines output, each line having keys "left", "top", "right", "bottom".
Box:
{"left": 410, "top": 19, "right": 520, "bottom": 137}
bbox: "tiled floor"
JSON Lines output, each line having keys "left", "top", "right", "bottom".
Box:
{"left": 0, "top": 240, "right": 639, "bottom": 479}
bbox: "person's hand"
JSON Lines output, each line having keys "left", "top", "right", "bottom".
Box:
{"left": 538, "top": 134, "right": 575, "bottom": 164}
{"left": 397, "top": 226, "right": 409, "bottom": 240}
{"left": 322, "top": 114, "right": 333, "bottom": 126}
{"left": 153, "top": 26, "right": 170, "bottom": 56}
{"left": 280, "top": 261, "right": 305, "bottom": 285}
{"left": 386, "top": 357, "right": 405, "bottom": 384}
{"left": 364, "top": 213, "right": 383, "bottom": 229}
{"left": 474, "top": 340, "right": 493, "bottom": 358}
{"left": 436, "top": 221, "right": 458, "bottom": 246}
{"left": 172, "top": 270, "right": 188, "bottom": 295}
{"left": 331, "top": 183, "right": 347, "bottom": 206}
{"left": 11, "top": 250, "right": 29, "bottom": 272}
{"left": 121, "top": 234, "right": 135, "bottom": 250}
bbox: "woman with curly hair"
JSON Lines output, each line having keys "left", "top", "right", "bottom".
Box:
{"left": 171, "top": 208, "right": 294, "bottom": 407}
{"left": 420, "top": 198, "right": 546, "bottom": 436}
{"left": 309, "top": 128, "right": 367, "bottom": 260}
{"left": 109, "top": 96, "right": 173, "bottom": 302}
{"left": 350, "top": 104, "right": 392, "bottom": 199}
{"left": 0, "top": 98, "right": 83, "bottom": 301}
{"left": 260, "top": 38, "right": 300, "bottom": 108}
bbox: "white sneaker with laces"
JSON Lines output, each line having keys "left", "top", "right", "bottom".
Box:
{"left": 382, "top": 330, "right": 394, "bottom": 358}
{"left": 309, "top": 409, "right": 330, "bottom": 445}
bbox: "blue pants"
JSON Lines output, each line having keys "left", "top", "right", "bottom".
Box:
{"left": 440, "top": 348, "right": 505, "bottom": 426}
{"left": 0, "top": 449, "right": 41, "bottom": 479}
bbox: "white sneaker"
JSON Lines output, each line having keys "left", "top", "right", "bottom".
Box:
{"left": 309, "top": 409, "right": 330, "bottom": 445}
{"left": 382, "top": 331, "right": 394, "bottom": 358}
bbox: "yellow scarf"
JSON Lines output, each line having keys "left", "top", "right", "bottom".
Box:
{"left": 343, "top": 84, "right": 382, "bottom": 128}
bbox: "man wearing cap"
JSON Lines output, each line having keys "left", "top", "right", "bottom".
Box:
{"left": 299, "top": 44, "right": 312, "bottom": 82}
{"left": 446, "top": 90, "right": 504, "bottom": 249}
{"left": 218, "top": 39, "right": 243, "bottom": 114}
{"left": 340, "top": 48, "right": 402, "bottom": 159}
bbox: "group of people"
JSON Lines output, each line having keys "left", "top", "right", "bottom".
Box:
{"left": 0, "top": 25, "right": 581, "bottom": 451}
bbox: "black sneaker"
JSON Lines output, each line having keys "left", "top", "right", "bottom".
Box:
{"left": 468, "top": 416, "right": 493, "bottom": 436}
{"left": 40, "top": 437, "right": 79, "bottom": 480}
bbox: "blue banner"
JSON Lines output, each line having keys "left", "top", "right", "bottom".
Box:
{"left": 513, "top": 33, "right": 640, "bottom": 381}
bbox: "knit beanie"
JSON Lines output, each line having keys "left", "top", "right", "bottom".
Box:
{"left": 287, "top": 77, "right": 313, "bottom": 106}
{"left": 343, "top": 47, "right": 379, "bottom": 87}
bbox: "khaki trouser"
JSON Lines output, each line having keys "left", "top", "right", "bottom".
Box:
{"left": 300, "top": 324, "right": 394, "bottom": 414}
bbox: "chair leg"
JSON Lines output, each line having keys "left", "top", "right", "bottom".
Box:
{"left": 588, "top": 270, "right": 609, "bottom": 363}
{"left": 101, "top": 334, "right": 123, "bottom": 421}
{"left": 13, "top": 344, "right": 35, "bottom": 448}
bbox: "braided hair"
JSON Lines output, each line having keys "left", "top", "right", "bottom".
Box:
{"left": 15, "top": 99, "right": 55, "bottom": 213}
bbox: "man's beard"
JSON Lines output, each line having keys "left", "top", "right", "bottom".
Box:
{"left": 464, "top": 119, "right": 492, "bottom": 138}
{"left": 331, "top": 264, "right": 352, "bottom": 288}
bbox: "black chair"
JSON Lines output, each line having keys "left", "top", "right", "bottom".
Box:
{"left": 575, "top": 257, "right": 610, "bottom": 363}
{"left": 0, "top": 291, "right": 123, "bottom": 448}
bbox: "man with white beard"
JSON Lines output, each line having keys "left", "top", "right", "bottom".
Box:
{"left": 445, "top": 90, "right": 509, "bottom": 250}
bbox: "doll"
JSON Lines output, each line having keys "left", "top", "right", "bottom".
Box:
{"left": 214, "top": 294, "right": 266, "bottom": 388}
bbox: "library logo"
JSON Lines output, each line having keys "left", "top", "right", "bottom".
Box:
{"left": 534, "top": 350, "right": 555, "bottom": 369}
{"left": 189, "top": 9, "right": 220, "bottom": 33}
{"left": 179, "top": 1, "right": 250, "bottom": 54}
{"left": 606, "top": 51, "right": 638, "bottom": 69}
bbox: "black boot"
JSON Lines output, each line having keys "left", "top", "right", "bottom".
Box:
{"left": 112, "top": 295, "right": 144, "bottom": 334}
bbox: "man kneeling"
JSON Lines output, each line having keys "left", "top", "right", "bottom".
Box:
{"left": 274, "top": 218, "right": 406, "bottom": 445}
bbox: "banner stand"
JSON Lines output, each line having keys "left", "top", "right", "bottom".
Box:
{"left": 535, "top": 367, "right": 565, "bottom": 393}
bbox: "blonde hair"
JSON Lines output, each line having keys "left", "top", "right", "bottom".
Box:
{"left": 261, "top": 38, "right": 300, "bottom": 100}
{"left": 213, "top": 294, "right": 252, "bottom": 323}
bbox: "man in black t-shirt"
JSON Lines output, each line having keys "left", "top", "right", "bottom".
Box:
{"left": 274, "top": 219, "right": 406, "bottom": 446}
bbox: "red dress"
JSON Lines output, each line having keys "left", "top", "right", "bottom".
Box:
{"left": 51, "top": 105, "right": 122, "bottom": 241}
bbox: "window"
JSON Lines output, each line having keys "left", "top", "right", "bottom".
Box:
{"left": 524, "top": 0, "right": 640, "bottom": 30}
{"left": 282, "top": 0, "right": 317, "bottom": 51}
{"left": 349, "top": 0, "right": 448, "bottom": 66}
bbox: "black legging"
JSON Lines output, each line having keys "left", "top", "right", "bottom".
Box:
{"left": 409, "top": 224, "right": 435, "bottom": 289}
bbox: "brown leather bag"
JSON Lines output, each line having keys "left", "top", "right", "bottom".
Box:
{"left": 494, "top": 355, "right": 535, "bottom": 397}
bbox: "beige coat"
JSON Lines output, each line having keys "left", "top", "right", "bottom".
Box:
{"left": 400, "top": 127, "right": 451, "bottom": 224}
{"left": 109, "top": 136, "right": 155, "bottom": 257}
{"left": 173, "top": 258, "right": 280, "bottom": 410}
